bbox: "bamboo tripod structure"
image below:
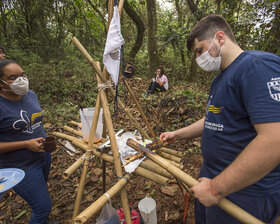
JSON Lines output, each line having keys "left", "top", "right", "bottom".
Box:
{"left": 51, "top": 1, "right": 184, "bottom": 223}
{"left": 58, "top": 0, "right": 163, "bottom": 222}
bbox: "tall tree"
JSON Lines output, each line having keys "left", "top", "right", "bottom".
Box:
{"left": 146, "top": 0, "right": 159, "bottom": 75}
{"left": 175, "top": 0, "right": 187, "bottom": 76}
{"left": 123, "top": 0, "right": 145, "bottom": 61}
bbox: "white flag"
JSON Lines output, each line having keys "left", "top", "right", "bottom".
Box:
{"left": 103, "top": 5, "right": 125, "bottom": 87}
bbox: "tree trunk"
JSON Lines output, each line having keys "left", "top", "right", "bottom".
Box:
{"left": 186, "top": 0, "right": 203, "bottom": 21}
{"left": 123, "top": 0, "right": 145, "bottom": 61}
{"left": 175, "top": 0, "right": 186, "bottom": 78}
{"left": 146, "top": 0, "right": 159, "bottom": 76}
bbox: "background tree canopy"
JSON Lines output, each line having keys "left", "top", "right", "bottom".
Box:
{"left": 0, "top": 0, "right": 279, "bottom": 122}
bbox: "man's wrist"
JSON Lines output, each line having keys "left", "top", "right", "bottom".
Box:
{"left": 210, "top": 179, "right": 224, "bottom": 199}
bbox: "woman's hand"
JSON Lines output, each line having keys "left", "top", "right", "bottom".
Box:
{"left": 25, "top": 137, "right": 45, "bottom": 152}
{"left": 160, "top": 131, "right": 177, "bottom": 144}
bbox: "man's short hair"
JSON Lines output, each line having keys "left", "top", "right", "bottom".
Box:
{"left": 187, "top": 15, "right": 236, "bottom": 51}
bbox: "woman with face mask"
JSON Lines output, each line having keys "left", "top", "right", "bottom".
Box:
{"left": 0, "top": 59, "right": 52, "bottom": 223}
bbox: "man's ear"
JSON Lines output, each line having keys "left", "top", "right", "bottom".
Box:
{"left": 216, "top": 31, "right": 225, "bottom": 46}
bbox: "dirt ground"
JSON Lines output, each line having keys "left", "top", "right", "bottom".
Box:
{"left": 1, "top": 77, "right": 279, "bottom": 224}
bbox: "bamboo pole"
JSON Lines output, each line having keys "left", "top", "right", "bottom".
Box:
{"left": 102, "top": 160, "right": 106, "bottom": 193}
{"left": 64, "top": 126, "right": 83, "bottom": 137}
{"left": 95, "top": 69, "right": 108, "bottom": 194}
{"left": 69, "top": 120, "right": 80, "bottom": 127}
{"left": 166, "top": 159, "right": 183, "bottom": 169}
{"left": 98, "top": 87, "right": 132, "bottom": 223}
{"left": 127, "top": 139, "right": 265, "bottom": 224}
{"left": 88, "top": 75, "right": 102, "bottom": 149}
{"left": 63, "top": 154, "right": 85, "bottom": 179}
{"left": 71, "top": 37, "right": 149, "bottom": 140}
{"left": 107, "top": 0, "right": 114, "bottom": 29}
{"left": 157, "top": 151, "right": 182, "bottom": 164}
{"left": 158, "top": 147, "right": 184, "bottom": 158}
{"left": 124, "top": 79, "right": 156, "bottom": 139}
{"left": 52, "top": 132, "right": 85, "bottom": 144}
{"left": 118, "top": 0, "right": 125, "bottom": 17}
{"left": 74, "top": 173, "right": 132, "bottom": 224}
{"left": 140, "top": 160, "right": 172, "bottom": 179}
{"left": 73, "top": 63, "right": 104, "bottom": 220}
{"left": 73, "top": 150, "right": 92, "bottom": 219}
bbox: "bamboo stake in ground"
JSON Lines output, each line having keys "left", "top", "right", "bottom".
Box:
{"left": 73, "top": 65, "right": 103, "bottom": 220}
{"left": 73, "top": 150, "right": 92, "bottom": 219}
{"left": 124, "top": 79, "right": 156, "bottom": 139}
{"left": 98, "top": 87, "right": 132, "bottom": 224}
{"left": 127, "top": 139, "right": 265, "bottom": 224}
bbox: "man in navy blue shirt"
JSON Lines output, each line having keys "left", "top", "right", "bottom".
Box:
{"left": 160, "top": 15, "right": 280, "bottom": 223}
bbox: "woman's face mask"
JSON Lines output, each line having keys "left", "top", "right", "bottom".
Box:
{"left": 196, "top": 35, "right": 222, "bottom": 72}
{"left": 0, "top": 76, "right": 29, "bottom": 95}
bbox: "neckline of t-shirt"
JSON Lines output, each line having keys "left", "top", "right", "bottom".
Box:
{"left": 0, "top": 93, "right": 24, "bottom": 103}
{"left": 220, "top": 51, "right": 247, "bottom": 75}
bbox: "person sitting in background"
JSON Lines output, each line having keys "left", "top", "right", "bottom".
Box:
{"left": 0, "top": 46, "right": 6, "bottom": 60}
{"left": 123, "top": 62, "right": 135, "bottom": 78}
{"left": 144, "top": 67, "right": 168, "bottom": 96}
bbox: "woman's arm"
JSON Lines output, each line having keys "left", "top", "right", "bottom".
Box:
{"left": 0, "top": 138, "right": 45, "bottom": 153}
{"left": 156, "top": 75, "right": 164, "bottom": 86}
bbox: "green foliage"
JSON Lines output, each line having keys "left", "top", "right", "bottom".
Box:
{"left": 23, "top": 55, "right": 98, "bottom": 125}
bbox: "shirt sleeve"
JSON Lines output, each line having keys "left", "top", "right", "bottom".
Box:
{"left": 240, "top": 57, "right": 280, "bottom": 124}
{"left": 160, "top": 75, "right": 167, "bottom": 83}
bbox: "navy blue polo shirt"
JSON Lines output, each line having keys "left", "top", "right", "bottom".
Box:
{"left": 0, "top": 90, "right": 46, "bottom": 170}
{"left": 201, "top": 50, "right": 280, "bottom": 196}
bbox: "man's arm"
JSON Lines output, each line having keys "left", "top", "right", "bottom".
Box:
{"left": 160, "top": 117, "right": 205, "bottom": 143}
{"left": 191, "top": 121, "right": 280, "bottom": 206}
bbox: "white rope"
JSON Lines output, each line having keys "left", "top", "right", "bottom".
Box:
{"left": 98, "top": 81, "right": 113, "bottom": 91}
{"left": 104, "top": 192, "right": 111, "bottom": 204}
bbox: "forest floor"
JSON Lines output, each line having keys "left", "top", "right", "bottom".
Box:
{"left": 0, "top": 77, "right": 279, "bottom": 224}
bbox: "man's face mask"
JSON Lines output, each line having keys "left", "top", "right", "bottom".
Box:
{"left": 0, "top": 76, "right": 29, "bottom": 95}
{"left": 196, "top": 34, "right": 222, "bottom": 72}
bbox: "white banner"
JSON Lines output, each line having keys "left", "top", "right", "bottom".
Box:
{"left": 103, "top": 5, "right": 125, "bottom": 87}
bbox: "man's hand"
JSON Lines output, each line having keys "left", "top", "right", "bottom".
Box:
{"left": 190, "top": 177, "right": 223, "bottom": 207}
{"left": 25, "top": 137, "right": 45, "bottom": 152}
{"left": 160, "top": 131, "right": 177, "bottom": 144}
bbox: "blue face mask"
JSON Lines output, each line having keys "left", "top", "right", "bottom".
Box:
{"left": 196, "top": 34, "right": 222, "bottom": 72}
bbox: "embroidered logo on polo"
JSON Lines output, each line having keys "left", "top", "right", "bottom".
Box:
{"left": 208, "top": 105, "right": 224, "bottom": 113}
{"left": 267, "top": 79, "right": 280, "bottom": 101}
{"left": 13, "top": 110, "right": 42, "bottom": 133}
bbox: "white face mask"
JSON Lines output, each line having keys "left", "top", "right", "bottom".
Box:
{"left": 196, "top": 35, "right": 222, "bottom": 72}
{"left": 0, "top": 76, "right": 29, "bottom": 95}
